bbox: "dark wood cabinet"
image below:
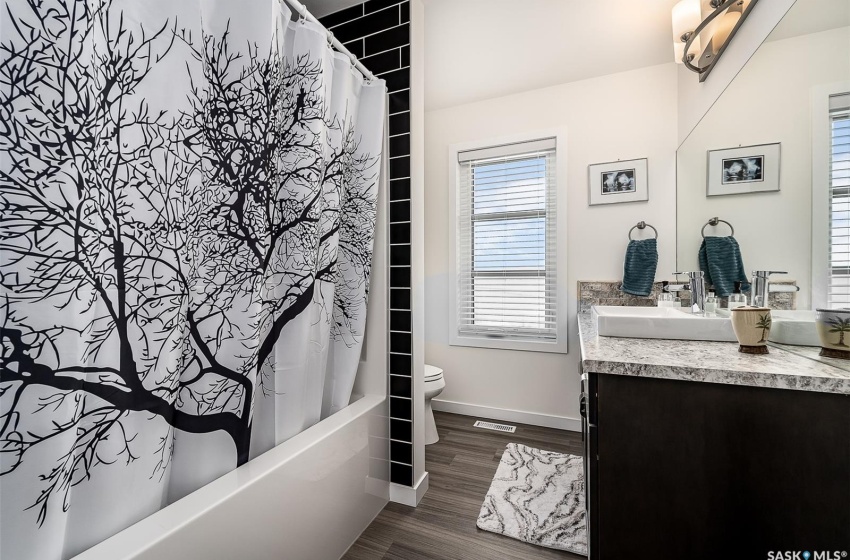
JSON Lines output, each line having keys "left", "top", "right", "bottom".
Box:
{"left": 581, "top": 372, "right": 850, "bottom": 560}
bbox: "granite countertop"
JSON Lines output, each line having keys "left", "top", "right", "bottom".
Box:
{"left": 578, "top": 311, "right": 850, "bottom": 395}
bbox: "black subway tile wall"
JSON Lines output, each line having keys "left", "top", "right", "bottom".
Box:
{"left": 342, "top": 39, "right": 364, "bottom": 57}
{"left": 390, "top": 288, "right": 410, "bottom": 310}
{"left": 389, "top": 222, "right": 410, "bottom": 244}
{"left": 365, "top": 25, "right": 409, "bottom": 56}
{"left": 365, "top": 0, "right": 401, "bottom": 14}
{"left": 389, "top": 375, "right": 412, "bottom": 398}
{"left": 389, "top": 199, "right": 410, "bottom": 223}
{"left": 389, "top": 310, "right": 411, "bottom": 332}
{"left": 389, "top": 352, "right": 411, "bottom": 376}
{"left": 390, "top": 462, "right": 413, "bottom": 486}
{"left": 390, "top": 178, "right": 410, "bottom": 200}
{"left": 389, "top": 90, "right": 409, "bottom": 113}
{"left": 390, "top": 245, "right": 411, "bottom": 266}
{"left": 361, "top": 49, "right": 403, "bottom": 75}
{"left": 389, "top": 111, "right": 410, "bottom": 134}
{"left": 390, "top": 265, "right": 411, "bottom": 288}
{"left": 390, "top": 135, "right": 410, "bottom": 157}
{"left": 320, "top": 4, "right": 363, "bottom": 27}
{"left": 390, "top": 418, "right": 412, "bottom": 442}
{"left": 320, "top": 0, "right": 414, "bottom": 488}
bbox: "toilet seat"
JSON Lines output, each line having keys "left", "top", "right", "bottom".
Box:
{"left": 424, "top": 364, "right": 443, "bottom": 382}
{"left": 423, "top": 364, "right": 445, "bottom": 445}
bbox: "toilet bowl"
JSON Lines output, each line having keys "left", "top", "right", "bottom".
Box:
{"left": 424, "top": 364, "right": 445, "bottom": 445}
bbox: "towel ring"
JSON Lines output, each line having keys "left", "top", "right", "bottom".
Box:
{"left": 628, "top": 221, "right": 658, "bottom": 241}
{"left": 701, "top": 217, "right": 735, "bottom": 238}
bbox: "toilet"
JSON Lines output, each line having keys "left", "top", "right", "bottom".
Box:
{"left": 424, "top": 364, "right": 446, "bottom": 445}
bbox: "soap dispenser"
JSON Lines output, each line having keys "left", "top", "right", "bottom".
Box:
{"left": 704, "top": 291, "right": 718, "bottom": 316}
{"left": 728, "top": 281, "right": 747, "bottom": 310}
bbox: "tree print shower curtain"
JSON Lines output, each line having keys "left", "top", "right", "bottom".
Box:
{"left": 0, "top": 0, "right": 386, "bottom": 557}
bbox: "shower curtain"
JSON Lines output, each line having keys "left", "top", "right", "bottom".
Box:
{"left": 0, "top": 0, "right": 386, "bottom": 557}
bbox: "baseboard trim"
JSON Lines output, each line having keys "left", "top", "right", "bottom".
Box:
{"left": 389, "top": 471, "right": 429, "bottom": 507}
{"left": 431, "top": 399, "right": 581, "bottom": 432}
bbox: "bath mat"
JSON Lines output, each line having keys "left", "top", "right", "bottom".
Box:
{"left": 477, "top": 443, "right": 587, "bottom": 556}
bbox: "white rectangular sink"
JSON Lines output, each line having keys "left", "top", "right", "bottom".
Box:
{"left": 593, "top": 305, "right": 737, "bottom": 342}
{"left": 768, "top": 310, "right": 819, "bottom": 347}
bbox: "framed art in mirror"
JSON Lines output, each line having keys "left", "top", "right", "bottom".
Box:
{"left": 707, "top": 143, "right": 780, "bottom": 197}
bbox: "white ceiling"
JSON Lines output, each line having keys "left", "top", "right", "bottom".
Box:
{"left": 308, "top": 0, "right": 846, "bottom": 111}
{"left": 424, "top": 0, "right": 681, "bottom": 111}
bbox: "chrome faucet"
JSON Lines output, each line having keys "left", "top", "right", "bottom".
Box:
{"left": 673, "top": 271, "right": 706, "bottom": 314}
{"left": 750, "top": 270, "right": 786, "bottom": 307}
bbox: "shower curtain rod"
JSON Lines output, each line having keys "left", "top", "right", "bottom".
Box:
{"left": 280, "top": 0, "right": 379, "bottom": 83}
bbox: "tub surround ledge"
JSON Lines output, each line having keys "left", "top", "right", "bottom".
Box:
{"left": 578, "top": 312, "right": 850, "bottom": 395}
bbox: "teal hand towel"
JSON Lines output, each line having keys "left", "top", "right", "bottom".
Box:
{"left": 698, "top": 236, "right": 751, "bottom": 297}
{"left": 622, "top": 238, "right": 658, "bottom": 297}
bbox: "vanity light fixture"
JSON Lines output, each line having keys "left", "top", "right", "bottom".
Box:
{"left": 672, "top": 0, "right": 759, "bottom": 82}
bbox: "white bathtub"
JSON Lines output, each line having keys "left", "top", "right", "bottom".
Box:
{"left": 73, "top": 125, "right": 392, "bottom": 560}
{"left": 72, "top": 394, "right": 389, "bottom": 560}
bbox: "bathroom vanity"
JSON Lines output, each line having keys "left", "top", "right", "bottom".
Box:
{"left": 578, "top": 312, "right": 850, "bottom": 560}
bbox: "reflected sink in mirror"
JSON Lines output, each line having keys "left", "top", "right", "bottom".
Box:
{"left": 715, "top": 309, "right": 820, "bottom": 346}
{"left": 768, "top": 310, "right": 819, "bottom": 347}
{"left": 593, "top": 306, "right": 737, "bottom": 343}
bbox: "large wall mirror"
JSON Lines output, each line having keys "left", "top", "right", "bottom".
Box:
{"left": 676, "top": 0, "right": 850, "bottom": 311}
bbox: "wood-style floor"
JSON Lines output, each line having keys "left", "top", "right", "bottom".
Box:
{"left": 343, "top": 411, "right": 585, "bottom": 560}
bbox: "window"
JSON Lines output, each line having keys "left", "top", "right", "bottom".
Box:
{"left": 828, "top": 93, "right": 850, "bottom": 307}
{"left": 449, "top": 135, "right": 566, "bottom": 353}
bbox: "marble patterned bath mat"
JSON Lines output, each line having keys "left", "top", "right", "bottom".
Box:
{"left": 477, "top": 443, "right": 587, "bottom": 555}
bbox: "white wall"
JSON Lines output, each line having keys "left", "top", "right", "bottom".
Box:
{"left": 424, "top": 63, "right": 679, "bottom": 427}
{"left": 677, "top": 26, "right": 850, "bottom": 309}
{"left": 677, "top": 0, "right": 795, "bottom": 143}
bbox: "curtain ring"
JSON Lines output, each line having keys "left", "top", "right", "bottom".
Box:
{"left": 327, "top": 30, "right": 335, "bottom": 47}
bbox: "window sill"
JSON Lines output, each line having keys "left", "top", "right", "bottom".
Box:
{"left": 449, "top": 333, "right": 568, "bottom": 354}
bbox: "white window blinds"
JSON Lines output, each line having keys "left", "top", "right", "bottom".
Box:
{"left": 829, "top": 93, "right": 850, "bottom": 306}
{"left": 455, "top": 138, "right": 557, "bottom": 341}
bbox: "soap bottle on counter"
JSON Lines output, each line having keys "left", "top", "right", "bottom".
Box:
{"left": 657, "top": 281, "right": 675, "bottom": 307}
{"left": 728, "top": 281, "right": 747, "bottom": 310}
{"left": 704, "top": 291, "right": 718, "bottom": 315}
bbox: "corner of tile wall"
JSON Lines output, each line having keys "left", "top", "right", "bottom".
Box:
{"left": 320, "top": 0, "right": 414, "bottom": 488}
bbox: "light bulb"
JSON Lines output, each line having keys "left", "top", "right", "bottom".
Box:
{"left": 712, "top": 10, "right": 741, "bottom": 52}
{"left": 672, "top": 0, "right": 701, "bottom": 41}
{"left": 672, "top": 0, "right": 703, "bottom": 64}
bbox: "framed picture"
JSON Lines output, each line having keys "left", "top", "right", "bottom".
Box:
{"left": 588, "top": 158, "right": 648, "bottom": 206}
{"left": 707, "top": 143, "right": 780, "bottom": 196}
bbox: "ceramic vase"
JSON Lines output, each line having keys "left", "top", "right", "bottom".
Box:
{"left": 730, "top": 307, "right": 772, "bottom": 354}
{"left": 815, "top": 308, "right": 850, "bottom": 359}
